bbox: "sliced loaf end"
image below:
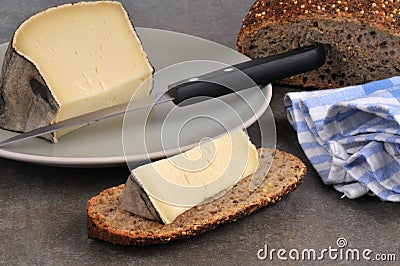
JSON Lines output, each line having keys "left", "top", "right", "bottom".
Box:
{"left": 237, "top": 0, "right": 400, "bottom": 88}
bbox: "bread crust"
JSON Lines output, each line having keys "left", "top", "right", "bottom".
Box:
{"left": 238, "top": 0, "right": 399, "bottom": 47}
{"left": 86, "top": 149, "right": 306, "bottom": 246}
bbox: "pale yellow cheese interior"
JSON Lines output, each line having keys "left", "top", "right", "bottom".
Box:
{"left": 132, "top": 129, "right": 259, "bottom": 224}
{"left": 13, "top": 1, "right": 153, "bottom": 140}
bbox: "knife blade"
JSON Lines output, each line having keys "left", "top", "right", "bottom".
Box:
{"left": 0, "top": 43, "right": 326, "bottom": 147}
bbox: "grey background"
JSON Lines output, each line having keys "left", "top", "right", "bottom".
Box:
{"left": 0, "top": 1, "right": 399, "bottom": 265}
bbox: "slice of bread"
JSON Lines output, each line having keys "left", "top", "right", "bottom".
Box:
{"left": 237, "top": 0, "right": 400, "bottom": 89}
{"left": 86, "top": 149, "right": 306, "bottom": 246}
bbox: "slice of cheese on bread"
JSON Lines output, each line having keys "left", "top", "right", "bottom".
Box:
{"left": 87, "top": 148, "right": 306, "bottom": 245}
{"left": 0, "top": 1, "right": 153, "bottom": 142}
{"left": 120, "top": 129, "right": 259, "bottom": 224}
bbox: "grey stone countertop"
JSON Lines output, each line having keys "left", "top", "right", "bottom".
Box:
{"left": 0, "top": 1, "right": 399, "bottom": 265}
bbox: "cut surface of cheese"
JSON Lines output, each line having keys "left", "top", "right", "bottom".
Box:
{"left": 0, "top": 1, "right": 152, "bottom": 142}
{"left": 121, "top": 129, "right": 259, "bottom": 224}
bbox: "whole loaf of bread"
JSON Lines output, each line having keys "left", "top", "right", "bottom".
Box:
{"left": 237, "top": 0, "right": 400, "bottom": 88}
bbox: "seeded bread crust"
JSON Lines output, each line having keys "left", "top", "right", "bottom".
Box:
{"left": 86, "top": 149, "right": 306, "bottom": 246}
{"left": 237, "top": 0, "right": 400, "bottom": 88}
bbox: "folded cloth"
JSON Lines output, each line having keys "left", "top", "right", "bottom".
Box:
{"left": 284, "top": 77, "right": 400, "bottom": 202}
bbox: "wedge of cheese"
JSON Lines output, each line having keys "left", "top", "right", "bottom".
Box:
{"left": 120, "top": 129, "right": 259, "bottom": 224}
{"left": 0, "top": 1, "right": 153, "bottom": 142}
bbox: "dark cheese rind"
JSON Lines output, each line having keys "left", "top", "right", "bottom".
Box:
{"left": 120, "top": 175, "right": 162, "bottom": 223}
{"left": 0, "top": 43, "right": 59, "bottom": 142}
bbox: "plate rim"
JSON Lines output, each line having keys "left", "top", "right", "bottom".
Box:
{"left": 0, "top": 27, "right": 272, "bottom": 167}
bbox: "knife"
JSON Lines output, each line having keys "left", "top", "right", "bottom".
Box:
{"left": 0, "top": 43, "right": 325, "bottom": 147}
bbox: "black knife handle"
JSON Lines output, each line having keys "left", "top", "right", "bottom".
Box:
{"left": 170, "top": 43, "right": 326, "bottom": 105}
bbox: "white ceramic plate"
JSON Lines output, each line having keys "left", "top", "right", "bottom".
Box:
{"left": 0, "top": 28, "right": 272, "bottom": 167}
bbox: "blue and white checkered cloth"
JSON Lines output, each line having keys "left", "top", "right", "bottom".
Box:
{"left": 284, "top": 77, "right": 400, "bottom": 202}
